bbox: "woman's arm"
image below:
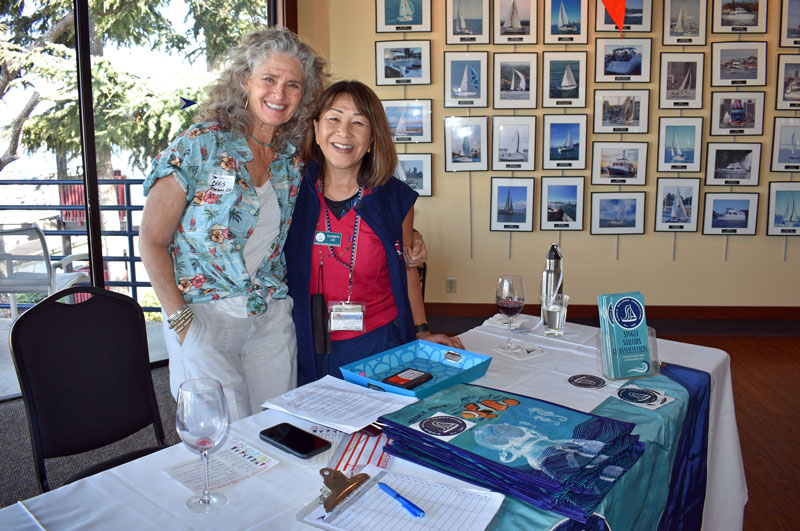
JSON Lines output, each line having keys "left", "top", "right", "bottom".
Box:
{"left": 139, "top": 175, "right": 192, "bottom": 342}
{"left": 402, "top": 210, "right": 465, "bottom": 349}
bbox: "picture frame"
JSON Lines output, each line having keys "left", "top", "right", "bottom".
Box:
{"left": 381, "top": 99, "right": 432, "bottom": 143}
{"left": 591, "top": 142, "right": 648, "bottom": 185}
{"left": 710, "top": 92, "right": 765, "bottom": 136}
{"left": 657, "top": 116, "right": 703, "bottom": 172}
{"left": 711, "top": 42, "right": 767, "bottom": 86}
{"left": 544, "top": 0, "right": 588, "bottom": 44}
{"left": 490, "top": 177, "right": 535, "bottom": 231}
{"left": 444, "top": 51, "right": 488, "bottom": 108}
{"left": 493, "top": 53, "right": 538, "bottom": 109}
{"left": 663, "top": 0, "right": 707, "bottom": 46}
{"left": 595, "top": 0, "right": 652, "bottom": 32}
{"left": 659, "top": 52, "right": 704, "bottom": 109}
{"left": 705, "top": 142, "right": 761, "bottom": 186}
{"left": 780, "top": 0, "right": 800, "bottom": 47}
{"left": 770, "top": 117, "right": 800, "bottom": 172}
{"left": 376, "top": 0, "right": 432, "bottom": 32}
{"left": 655, "top": 178, "right": 701, "bottom": 232}
{"left": 776, "top": 54, "right": 800, "bottom": 110}
{"left": 494, "top": 0, "right": 537, "bottom": 44}
{"left": 540, "top": 177, "right": 584, "bottom": 230}
{"left": 591, "top": 192, "right": 646, "bottom": 234}
{"left": 712, "top": 0, "right": 767, "bottom": 33}
{"left": 542, "top": 51, "right": 587, "bottom": 108}
{"left": 446, "top": 0, "right": 490, "bottom": 44}
{"left": 593, "top": 90, "right": 649, "bottom": 134}
{"left": 702, "top": 192, "right": 758, "bottom": 235}
{"left": 444, "top": 115, "right": 489, "bottom": 172}
{"left": 542, "top": 114, "right": 587, "bottom": 169}
{"left": 394, "top": 153, "right": 432, "bottom": 196}
{"left": 595, "top": 38, "right": 652, "bottom": 83}
{"left": 492, "top": 116, "right": 536, "bottom": 171}
{"left": 767, "top": 181, "right": 800, "bottom": 235}
{"left": 375, "top": 40, "right": 431, "bottom": 86}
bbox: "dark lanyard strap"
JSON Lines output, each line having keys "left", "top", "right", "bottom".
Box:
{"left": 321, "top": 177, "right": 363, "bottom": 303}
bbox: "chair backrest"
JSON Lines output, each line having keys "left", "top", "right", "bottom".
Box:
{"left": 10, "top": 286, "right": 166, "bottom": 490}
{"left": 0, "top": 225, "right": 53, "bottom": 291}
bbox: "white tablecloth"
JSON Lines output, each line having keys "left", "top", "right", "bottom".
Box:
{"left": 0, "top": 320, "right": 747, "bottom": 530}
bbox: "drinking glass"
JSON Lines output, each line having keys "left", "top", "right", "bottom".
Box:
{"left": 176, "top": 378, "right": 229, "bottom": 513}
{"left": 541, "top": 294, "right": 569, "bottom": 337}
{"left": 495, "top": 275, "right": 525, "bottom": 353}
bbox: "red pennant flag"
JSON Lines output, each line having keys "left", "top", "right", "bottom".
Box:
{"left": 602, "top": 0, "right": 626, "bottom": 36}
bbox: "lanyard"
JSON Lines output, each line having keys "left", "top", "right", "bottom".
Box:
{"left": 320, "top": 177, "right": 363, "bottom": 303}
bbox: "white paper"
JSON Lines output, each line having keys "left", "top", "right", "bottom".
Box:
{"left": 262, "top": 375, "right": 417, "bottom": 434}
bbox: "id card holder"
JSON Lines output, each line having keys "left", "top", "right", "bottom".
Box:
{"left": 328, "top": 301, "right": 365, "bottom": 331}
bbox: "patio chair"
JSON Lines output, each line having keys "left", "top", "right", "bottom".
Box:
{"left": 9, "top": 286, "right": 168, "bottom": 492}
{"left": 0, "top": 225, "right": 89, "bottom": 320}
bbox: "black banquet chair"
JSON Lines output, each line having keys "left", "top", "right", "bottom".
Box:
{"left": 10, "top": 285, "right": 168, "bottom": 492}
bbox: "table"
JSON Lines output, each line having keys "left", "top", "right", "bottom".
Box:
{"left": 0, "top": 320, "right": 747, "bottom": 530}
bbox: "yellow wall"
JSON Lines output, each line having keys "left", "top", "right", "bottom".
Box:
{"left": 299, "top": 0, "right": 799, "bottom": 307}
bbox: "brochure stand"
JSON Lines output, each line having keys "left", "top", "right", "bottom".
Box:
{"left": 596, "top": 326, "right": 660, "bottom": 381}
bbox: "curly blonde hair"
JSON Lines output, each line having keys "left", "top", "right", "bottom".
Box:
{"left": 200, "top": 27, "right": 328, "bottom": 153}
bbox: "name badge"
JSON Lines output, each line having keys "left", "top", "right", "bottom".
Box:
{"left": 328, "top": 302, "right": 365, "bottom": 331}
{"left": 314, "top": 231, "right": 342, "bottom": 246}
{"left": 209, "top": 173, "right": 235, "bottom": 194}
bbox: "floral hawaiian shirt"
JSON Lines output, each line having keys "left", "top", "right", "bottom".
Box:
{"left": 143, "top": 121, "right": 303, "bottom": 316}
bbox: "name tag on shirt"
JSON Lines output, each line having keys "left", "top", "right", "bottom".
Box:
{"left": 314, "top": 231, "right": 342, "bottom": 247}
{"left": 209, "top": 173, "right": 235, "bottom": 194}
{"left": 328, "top": 302, "right": 365, "bottom": 331}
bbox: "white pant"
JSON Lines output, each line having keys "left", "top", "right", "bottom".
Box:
{"left": 163, "top": 296, "right": 297, "bottom": 422}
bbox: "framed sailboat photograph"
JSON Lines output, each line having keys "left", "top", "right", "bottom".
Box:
{"left": 595, "top": 38, "right": 652, "bottom": 83}
{"left": 712, "top": 0, "right": 767, "bottom": 33}
{"left": 444, "top": 51, "right": 488, "bottom": 107}
{"left": 490, "top": 177, "right": 534, "bottom": 231}
{"left": 394, "top": 153, "right": 432, "bottom": 196}
{"left": 702, "top": 192, "right": 758, "bottom": 235}
{"left": 493, "top": 53, "right": 537, "bottom": 109}
{"left": 705, "top": 143, "right": 761, "bottom": 186}
{"left": 494, "top": 0, "right": 537, "bottom": 44}
{"left": 663, "top": 0, "right": 707, "bottom": 46}
{"left": 595, "top": 0, "right": 652, "bottom": 32}
{"left": 657, "top": 117, "right": 703, "bottom": 172}
{"left": 381, "top": 99, "right": 432, "bottom": 143}
{"left": 659, "top": 52, "right": 704, "bottom": 109}
{"left": 544, "top": 0, "right": 588, "bottom": 44}
{"left": 446, "top": 0, "right": 490, "bottom": 44}
{"left": 591, "top": 142, "right": 648, "bottom": 185}
{"left": 542, "top": 52, "right": 587, "bottom": 108}
{"left": 542, "top": 114, "right": 587, "bottom": 170}
{"left": 492, "top": 116, "right": 536, "bottom": 171}
{"left": 776, "top": 55, "right": 800, "bottom": 109}
{"left": 780, "top": 0, "right": 800, "bottom": 47}
{"left": 770, "top": 117, "right": 800, "bottom": 172}
{"left": 376, "top": 0, "right": 431, "bottom": 32}
{"left": 767, "top": 181, "right": 800, "bottom": 235}
{"left": 591, "top": 192, "right": 646, "bottom": 235}
{"left": 710, "top": 42, "right": 766, "bottom": 87}
{"left": 375, "top": 40, "right": 431, "bottom": 86}
{"left": 540, "top": 176, "right": 585, "bottom": 231}
{"left": 710, "top": 91, "right": 765, "bottom": 135}
{"left": 593, "top": 90, "right": 649, "bottom": 134}
{"left": 655, "top": 178, "right": 701, "bottom": 232}
{"left": 444, "top": 115, "right": 488, "bottom": 172}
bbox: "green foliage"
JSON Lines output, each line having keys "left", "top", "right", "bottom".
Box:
{"left": 140, "top": 290, "right": 163, "bottom": 322}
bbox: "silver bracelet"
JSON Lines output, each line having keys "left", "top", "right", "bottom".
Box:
{"left": 168, "top": 304, "right": 193, "bottom": 330}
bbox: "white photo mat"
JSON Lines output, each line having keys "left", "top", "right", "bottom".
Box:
{"left": 382, "top": 99, "right": 432, "bottom": 143}
{"left": 595, "top": 38, "right": 652, "bottom": 83}
{"left": 591, "top": 142, "right": 648, "bottom": 185}
{"left": 654, "top": 177, "right": 701, "bottom": 232}
{"left": 712, "top": 0, "right": 767, "bottom": 33}
{"left": 494, "top": 0, "right": 538, "bottom": 44}
{"left": 657, "top": 116, "right": 704, "bottom": 172}
{"left": 446, "top": 0, "right": 491, "bottom": 44}
{"left": 542, "top": 114, "right": 587, "bottom": 169}
{"left": 771, "top": 117, "right": 800, "bottom": 172}
{"left": 541, "top": 176, "right": 584, "bottom": 231}
{"left": 591, "top": 191, "right": 646, "bottom": 234}
{"left": 544, "top": 0, "right": 589, "bottom": 44}
{"left": 395, "top": 153, "right": 432, "bottom": 196}
{"left": 375, "top": 40, "right": 431, "bottom": 86}
{"left": 490, "top": 177, "right": 535, "bottom": 231}
{"left": 705, "top": 142, "right": 761, "bottom": 186}
{"left": 710, "top": 41, "right": 767, "bottom": 87}
{"left": 493, "top": 53, "right": 538, "bottom": 109}
{"left": 492, "top": 116, "right": 536, "bottom": 171}
{"left": 542, "top": 51, "right": 587, "bottom": 108}
{"left": 663, "top": 0, "right": 707, "bottom": 45}
{"left": 445, "top": 51, "right": 489, "bottom": 108}
{"left": 376, "top": 0, "right": 432, "bottom": 32}
{"left": 659, "top": 52, "right": 704, "bottom": 109}
{"left": 595, "top": 0, "right": 652, "bottom": 32}
{"left": 702, "top": 192, "right": 758, "bottom": 235}
{"left": 593, "top": 89, "right": 649, "bottom": 134}
{"left": 444, "top": 115, "right": 489, "bottom": 172}
{"left": 710, "top": 91, "right": 765, "bottom": 136}
{"left": 767, "top": 181, "right": 800, "bottom": 235}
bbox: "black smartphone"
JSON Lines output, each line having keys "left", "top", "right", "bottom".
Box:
{"left": 381, "top": 368, "right": 433, "bottom": 389}
{"left": 259, "top": 423, "right": 332, "bottom": 459}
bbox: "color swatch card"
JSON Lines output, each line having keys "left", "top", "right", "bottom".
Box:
{"left": 597, "top": 291, "right": 654, "bottom": 379}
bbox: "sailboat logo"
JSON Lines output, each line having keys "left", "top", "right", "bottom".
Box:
{"left": 612, "top": 297, "right": 644, "bottom": 329}
{"left": 418, "top": 414, "right": 471, "bottom": 437}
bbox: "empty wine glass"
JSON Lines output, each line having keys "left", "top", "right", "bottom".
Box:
{"left": 496, "top": 275, "right": 525, "bottom": 354}
{"left": 176, "top": 378, "right": 229, "bottom": 513}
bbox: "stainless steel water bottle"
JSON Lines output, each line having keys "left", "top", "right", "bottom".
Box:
{"left": 541, "top": 243, "right": 563, "bottom": 303}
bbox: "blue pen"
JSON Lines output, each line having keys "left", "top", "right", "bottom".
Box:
{"left": 377, "top": 482, "right": 425, "bottom": 517}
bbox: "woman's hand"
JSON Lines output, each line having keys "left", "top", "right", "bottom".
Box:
{"left": 404, "top": 230, "right": 428, "bottom": 267}
{"left": 416, "top": 331, "right": 465, "bottom": 350}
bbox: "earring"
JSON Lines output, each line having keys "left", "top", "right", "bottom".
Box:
{"left": 367, "top": 146, "right": 372, "bottom": 153}
{"left": 244, "top": 98, "right": 249, "bottom": 110}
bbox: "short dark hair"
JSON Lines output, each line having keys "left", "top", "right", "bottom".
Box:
{"left": 304, "top": 80, "right": 397, "bottom": 189}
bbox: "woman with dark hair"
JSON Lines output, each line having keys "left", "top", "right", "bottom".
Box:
{"left": 286, "top": 80, "right": 463, "bottom": 385}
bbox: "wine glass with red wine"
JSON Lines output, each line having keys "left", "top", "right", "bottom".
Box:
{"left": 176, "top": 378, "right": 229, "bottom": 512}
{"left": 496, "top": 275, "right": 525, "bottom": 354}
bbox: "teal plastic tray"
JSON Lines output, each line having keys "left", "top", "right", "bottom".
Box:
{"left": 339, "top": 339, "right": 492, "bottom": 398}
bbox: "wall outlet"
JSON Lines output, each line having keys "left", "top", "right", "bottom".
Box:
{"left": 445, "top": 277, "right": 457, "bottom": 293}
